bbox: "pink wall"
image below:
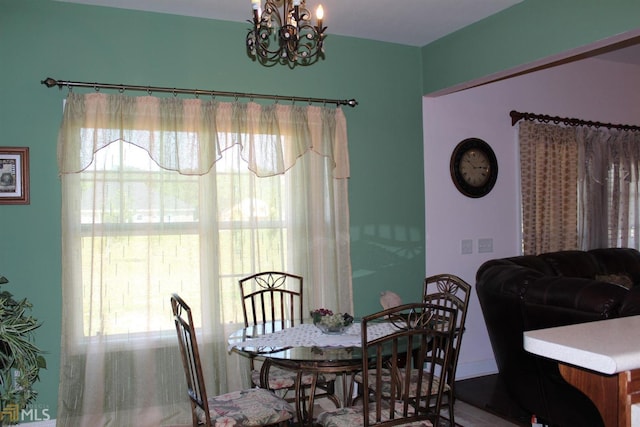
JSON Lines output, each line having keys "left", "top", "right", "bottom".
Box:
{"left": 423, "top": 57, "right": 640, "bottom": 379}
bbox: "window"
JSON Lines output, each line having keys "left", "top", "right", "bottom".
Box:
{"left": 79, "top": 139, "right": 289, "bottom": 337}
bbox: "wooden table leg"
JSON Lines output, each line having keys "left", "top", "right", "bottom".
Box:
{"left": 618, "top": 370, "right": 640, "bottom": 427}
{"left": 559, "top": 363, "right": 618, "bottom": 426}
{"left": 559, "top": 365, "right": 640, "bottom": 427}
{"left": 559, "top": 363, "right": 619, "bottom": 427}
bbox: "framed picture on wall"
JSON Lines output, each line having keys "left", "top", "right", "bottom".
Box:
{"left": 0, "top": 147, "right": 30, "bottom": 205}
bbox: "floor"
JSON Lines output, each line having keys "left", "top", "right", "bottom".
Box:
{"left": 443, "top": 400, "right": 521, "bottom": 427}
{"left": 454, "top": 374, "right": 531, "bottom": 427}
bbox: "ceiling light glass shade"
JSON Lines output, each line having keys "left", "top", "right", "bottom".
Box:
{"left": 247, "top": 0, "right": 326, "bottom": 67}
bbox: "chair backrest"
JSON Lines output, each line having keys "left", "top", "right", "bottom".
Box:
{"left": 239, "top": 271, "right": 303, "bottom": 328}
{"left": 171, "top": 293, "right": 211, "bottom": 427}
{"left": 361, "top": 302, "right": 458, "bottom": 427}
{"left": 422, "top": 274, "right": 471, "bottom": 383}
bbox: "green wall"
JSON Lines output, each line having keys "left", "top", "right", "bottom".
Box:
{"left": 0, "top": 0, "right": 424, "bottom": 419}
{"left": 422, "top": 0, "right": 640, "bottom": 94}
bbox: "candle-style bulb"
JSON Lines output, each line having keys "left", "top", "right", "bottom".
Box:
{"left": 316, "top": 4, "right": 323, "bottom": 27}
{"left": 251, "top": 0, "right": 260, "bottom": 10}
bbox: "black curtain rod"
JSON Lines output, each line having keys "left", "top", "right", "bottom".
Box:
{"left": 41, "top": 77, "right": 358, "bottom": 108}
{"left": 510, "top": 110, "right": 640, "bottom": 132}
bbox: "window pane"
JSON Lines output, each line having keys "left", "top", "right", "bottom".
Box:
{"left": 78, "top": 139, "right": 289, "bottom": 336}
{"left": 82, "top": 234, "right": 200, "bottom": 336}
{"left": 81, "top": 141, "right": 202, "bottom": 336}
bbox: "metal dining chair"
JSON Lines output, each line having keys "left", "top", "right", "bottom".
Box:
{"left": 239, "top": 272, "right": 340, "bottom": 408}
{"left": 171, "top": 293, "right": 294, "bottom": 427}
{"left": 422, "top": 273, "right": 472, "bottom": 426}
{"left": 316, "top": 302, "right": 458, "bottom": 427}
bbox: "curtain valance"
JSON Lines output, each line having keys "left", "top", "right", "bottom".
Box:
{"left": 57, "top": 92, "right": 350, "bottom": 178}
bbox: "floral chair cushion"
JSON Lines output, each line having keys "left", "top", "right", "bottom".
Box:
{"left": 355, "top": 368, "right": 449, "bottom": 398}
{"left": 251, "top": 366, "right": 337, "bottom": 390}
{"left": 196, "top": 387, "right": 294, "bottom": 426}
{"left": 316, "top": 402, "right": 433, "bottom": 427}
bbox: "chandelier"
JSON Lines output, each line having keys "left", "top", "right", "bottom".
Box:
{"left": 247, "top": 0, "right": 326, "bottom": 67}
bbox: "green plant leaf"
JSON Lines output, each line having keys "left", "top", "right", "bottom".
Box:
{"left": 0, "top": 274, "right": 45, "bottom": 412}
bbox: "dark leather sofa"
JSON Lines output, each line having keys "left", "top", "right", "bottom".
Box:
{"left": 476, "top": 248, "right": 640, "bottom": 427}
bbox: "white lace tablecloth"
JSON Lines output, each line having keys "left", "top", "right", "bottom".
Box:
{"left": 229, "top": 322, "right": 399, "bottom": 351}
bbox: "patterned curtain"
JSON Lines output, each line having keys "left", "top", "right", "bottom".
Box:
{"left": 519, "top": 121, "right": 578, "bottom": 254}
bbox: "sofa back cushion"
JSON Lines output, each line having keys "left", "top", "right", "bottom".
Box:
{"left": 595, "top": 273, "right": 634, "bottom": 289}
{"left": 504, "top": 255, "right": 557, "bottom": 275}
{"left": 538, "top": 250, "right": 601, "bottom": 278}
{"left": 521, "top": 276, "right": 628, "bottom": 329}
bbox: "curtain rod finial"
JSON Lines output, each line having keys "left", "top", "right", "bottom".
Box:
{"left": 41, "top": 77, "right": 59, "bottom": 88}
{"left": 510, "top": 110, "right": 524, "bottom": 126}
{"left": 346, "top": 99, "right": 358, "bottom": 107}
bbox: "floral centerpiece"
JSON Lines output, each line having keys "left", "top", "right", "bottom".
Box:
{"left": 310, "top": 308, "right": 354, "bottom": 334}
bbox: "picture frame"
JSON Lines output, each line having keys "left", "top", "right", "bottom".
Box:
{"left": 0, "top": 147, "right": 30, "bottom": 205}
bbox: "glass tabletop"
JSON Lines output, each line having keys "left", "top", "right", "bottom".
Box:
{"left": 228, "top": 321, "right": 366, "bottom": 364}
{"left": 227, "top": 319, "right": 419, "bottom": 366}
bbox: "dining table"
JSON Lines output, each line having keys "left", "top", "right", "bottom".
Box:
{"left": 227, "top": 320, "right": 401, "bottom": 425}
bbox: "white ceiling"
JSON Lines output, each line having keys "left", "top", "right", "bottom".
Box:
{"left": 54, "top": 0, "right": 523, "bottom": 47}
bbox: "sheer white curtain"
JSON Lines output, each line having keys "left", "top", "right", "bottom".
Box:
{"left": 578, "top": 127, "right": 640, "bottom": 249}
{"left": 56, "top": 92, "right": 353, "bottom": 426}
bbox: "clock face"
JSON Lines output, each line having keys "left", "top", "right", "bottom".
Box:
{"left": 450, "top": 138, "right": 498, "bottom": 198}
{"left": 459, "top": 148, "right": 491, "bottom": 187}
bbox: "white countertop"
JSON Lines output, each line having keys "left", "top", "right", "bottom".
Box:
{"left": 523, "top": 315, "right": 640, "bottom": 375}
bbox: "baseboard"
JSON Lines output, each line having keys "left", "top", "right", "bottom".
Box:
{"left": 454, "top": 358, "right": 498, "bottom": 380}
{"left": 22, "top": 420, "right": 55, "bottom": 426}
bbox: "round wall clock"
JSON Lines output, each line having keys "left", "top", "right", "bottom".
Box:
{"left": 449, "top": 138, "right": 498, "bottom": 198}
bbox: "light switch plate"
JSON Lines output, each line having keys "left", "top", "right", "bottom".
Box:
{"left": 478, "top": 238, "right": 493, "bottom": 253}
{"left": 461, "top": 239, "right": 473, "bottom": 255}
